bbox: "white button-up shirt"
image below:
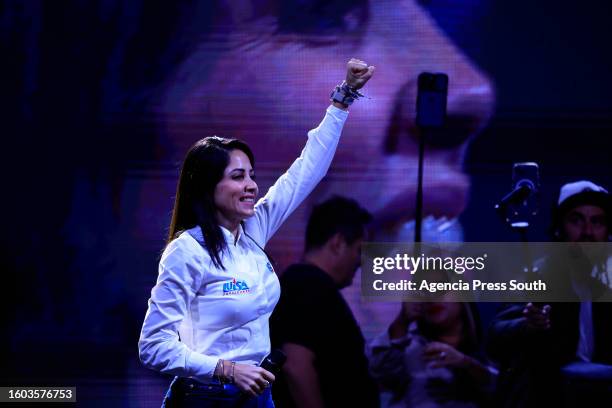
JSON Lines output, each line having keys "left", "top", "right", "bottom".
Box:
{"left": 139, "top": 105, "right": 348, "bottom": 381}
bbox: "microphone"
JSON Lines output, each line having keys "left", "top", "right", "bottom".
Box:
{"left": 495, "top": 162, "right": 540, "bottom": 228}
{"left": 495, "top": 182, "right": 534, "bottom": 211}
{"left": 260, "top": 349, "right": 286, "bottom": 376}
{"left": 233, "top": 350, "right": 286, "bottom": 406}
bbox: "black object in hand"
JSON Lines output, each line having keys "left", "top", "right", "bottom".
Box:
{"left": 260, "top": 349, "right": 286, "bottom": 375}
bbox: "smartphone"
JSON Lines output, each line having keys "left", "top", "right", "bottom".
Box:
{"left": 416, "top": 72, "right": 448, "bottom": 128}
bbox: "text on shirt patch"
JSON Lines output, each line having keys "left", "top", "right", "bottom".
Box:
{"left": 222, "top": 278, "right": 251, "bottom": 296}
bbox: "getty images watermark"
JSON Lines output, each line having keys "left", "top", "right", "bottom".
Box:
{"left": 361, "top": 242, "right": 612, "bottom": 302}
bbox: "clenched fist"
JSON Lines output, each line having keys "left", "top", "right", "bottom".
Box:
{"left": 345, "top": 58, "right": 375, "bottom": 90}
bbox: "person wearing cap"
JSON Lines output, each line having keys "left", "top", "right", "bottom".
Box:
{"left": 487, "top": 180, "right": 612, "bottom": 408}
{"left": 551, "top": 180, "right": 611, "bottom": 243}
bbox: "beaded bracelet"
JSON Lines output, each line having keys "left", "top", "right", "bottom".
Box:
{"left": 230, "top": 361, "right": 236, "bottom": 384}
{"left": 215, "top": 359, "right": 225, "bottom": 383}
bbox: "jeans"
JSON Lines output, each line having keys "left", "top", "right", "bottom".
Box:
{"left": 162, "top": 377, "right": 275, "bottom": 408}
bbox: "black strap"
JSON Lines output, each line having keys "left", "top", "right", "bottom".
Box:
{"left": 241, "top": 223, "right": 279, "bottom": 273}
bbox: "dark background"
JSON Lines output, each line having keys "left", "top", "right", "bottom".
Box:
{"left": 1, "top": 1, "right": 611, "bottom": 406}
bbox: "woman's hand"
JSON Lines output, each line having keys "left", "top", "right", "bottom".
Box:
{"left": 423, "top": 341, "right": 494, "bottom": 385}
{"left": 389, "top": 302, "right": 422, "bottom": 339}
{"left": 423, "top": 341, "right": 467, "bottom": 369}
{"left": 345, "top": 58, "right": 375, "bottom": 90}
{"left": 232, "top": 363, "right": 275, "bottom": 398}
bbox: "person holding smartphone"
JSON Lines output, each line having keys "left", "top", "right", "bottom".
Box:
{"left": 369, "top": 300, "right": 495, "bottom": 408}
{"left": 487, "top": 181, "right": 612, "bottom": 408}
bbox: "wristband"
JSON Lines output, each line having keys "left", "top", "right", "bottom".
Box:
{"left": 330, "top": 81, "right": 365, "bottom": 106}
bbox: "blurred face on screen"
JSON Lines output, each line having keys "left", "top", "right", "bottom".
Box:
{"left": 157, "top": 0, "right": 494, "bottom": 261}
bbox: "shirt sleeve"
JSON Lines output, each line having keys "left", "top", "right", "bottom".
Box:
{"left": 246, "top": 105, "right": 349, "bottom": 246}
{"left": 138, "top": 235, "right": 218, "bottom": 381}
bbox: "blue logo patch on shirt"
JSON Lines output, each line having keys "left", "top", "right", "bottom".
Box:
{"left": 266, "top": 262, "right": 274, "bottom": 273}
{"left": 222, "top": 278, "right": 251, "bottom": 296}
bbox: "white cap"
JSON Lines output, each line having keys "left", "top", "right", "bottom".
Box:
{"left": 558, "top": 180, "right": 609, "bottom": 205}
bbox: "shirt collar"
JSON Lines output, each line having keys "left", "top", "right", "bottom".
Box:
{"left": 187, "top": 224, "right": 243, "bottom": 246}
{"left": 219, "top": 223, "right": 243, "bottom": 246}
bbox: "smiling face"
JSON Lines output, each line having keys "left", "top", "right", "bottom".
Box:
{"left": 214, "top": 149, "right": 258, "bottom": 231}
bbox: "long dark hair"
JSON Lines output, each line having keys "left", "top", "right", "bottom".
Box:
{"left": 168, "top": 136, "right": 255, "bottom": 270}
